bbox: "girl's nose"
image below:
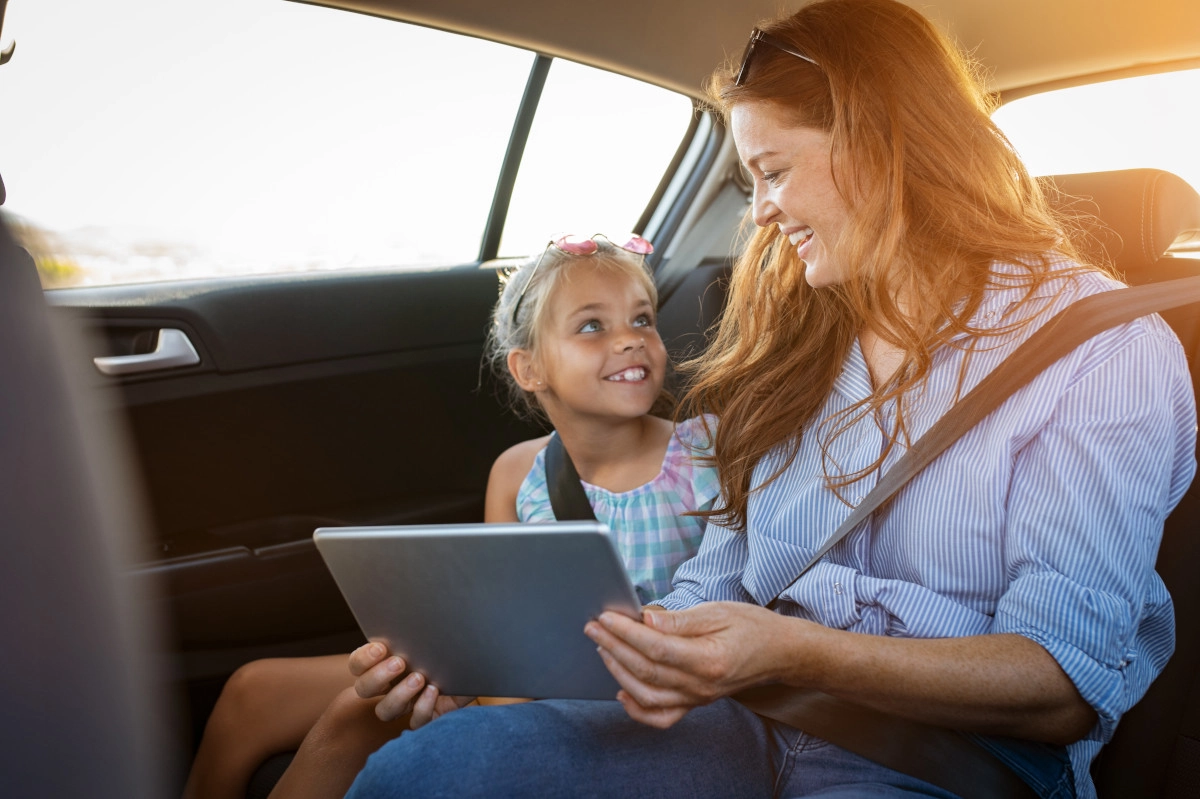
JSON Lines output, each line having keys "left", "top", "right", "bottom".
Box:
{"left": 615, "top": 332, "right": 646, "bottom": 352}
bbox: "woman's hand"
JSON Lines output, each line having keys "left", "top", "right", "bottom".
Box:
{"left": 348, "top": 642, "right": 476, "bottom": 728}
{"left": 584, "top": 602, "right": 797, "bottom": 728}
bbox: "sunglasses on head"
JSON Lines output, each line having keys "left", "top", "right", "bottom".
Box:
{"left": 735, "top": 28, "right": 821, "bottom": 87}
{"left": 511, "top": 233, "right": 655, "bottom": 325}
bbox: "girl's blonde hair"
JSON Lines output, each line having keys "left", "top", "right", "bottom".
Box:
{"left": 683, "top": 0, "right": 1107, "bottom": 531}
{"left": 487, "top": 238, "right": 663, "bottom": 423}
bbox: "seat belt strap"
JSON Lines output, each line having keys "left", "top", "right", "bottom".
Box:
{"left": 767, "top": 274, "right": 1200, "bottom": 607}
{"left": 545, "top": 433, "right": 597, "bottom": 522}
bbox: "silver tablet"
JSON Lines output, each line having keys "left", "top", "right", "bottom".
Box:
{"left": 313, "top": 521, "right": 642, "bottom": 700}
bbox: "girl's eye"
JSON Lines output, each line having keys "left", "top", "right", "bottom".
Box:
{"left": 633, "top": 314, "right": 653, "bottom": 328}
{"left": 578, "top": 320, "right": 602, "bottom": 333}
{"left": 761, "top": 170, "right": 784, "bottom": 186}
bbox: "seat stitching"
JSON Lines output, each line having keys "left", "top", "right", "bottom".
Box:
{"left": 1141, "top": 172, "right": 1157, "bottom": 264}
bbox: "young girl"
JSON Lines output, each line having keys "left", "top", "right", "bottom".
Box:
{"left": 181, "top": 233, "right": 719, "bottom": 799}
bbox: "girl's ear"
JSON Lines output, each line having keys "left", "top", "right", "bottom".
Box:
{"left": 507, "top": 349, "right": 544, "bottom": 393}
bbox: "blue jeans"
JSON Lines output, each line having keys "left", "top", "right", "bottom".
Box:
{"left": 345, "top": 698, "right": 1074, "bottom": 798}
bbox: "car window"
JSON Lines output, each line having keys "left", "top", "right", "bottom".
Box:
{"left": 498, "top": 58, "right": 694, "bottom": 257}
{"left": 993, "top": 68, "right": 1200, "bottom": 199}
{"left": 0, "top": 0, "right": 695, "bottom": 288}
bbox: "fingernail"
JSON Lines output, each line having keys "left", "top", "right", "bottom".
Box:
{"left": 385, "top": 657, "right": 403, "bottom": 674}
{"left": 407, "top": 672, "right": 423, "bottom": 687}
{"left": 370, "top": 643, "right": 385, "bottom": 658}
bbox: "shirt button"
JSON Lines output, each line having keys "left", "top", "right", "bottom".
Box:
{"left": 833, "top": 582, "right": 844, "bottom": 595}
{"left": 984, "top": 311, "right": 995, "bottom": 319}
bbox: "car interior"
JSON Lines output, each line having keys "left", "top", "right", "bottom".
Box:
{"left": 2, "top": 0, "right": 1199, "bottom": 797}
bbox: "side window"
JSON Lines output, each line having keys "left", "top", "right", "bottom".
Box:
{"left": 993, "top": 69, "right": 1200, "bottom": 196}
{"left": 1, "top": 0, "right": 695, "bottom": 288}
{"left": 498, "top": 59, "right": 695, "bottom": 257}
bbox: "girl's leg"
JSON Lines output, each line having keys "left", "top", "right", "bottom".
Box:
{"left": 267, "top": 693, "right": 532, "bottom": 799}
{"left": 182, "top": 654, "right": 354, "bottom": 799}
{"left": 267, "top": 686, "right": 410, "bottom": 799}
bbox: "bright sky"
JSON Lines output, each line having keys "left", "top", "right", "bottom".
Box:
{"left": 1, "top": 0, "right": 1196, "bottom": 286}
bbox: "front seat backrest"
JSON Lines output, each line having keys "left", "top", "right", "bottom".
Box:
{"left": 0, "top": 214, "right": 176, "bottom": 796}
{"left": 1045, "top": 169, "right": 1200, "bottom": 798}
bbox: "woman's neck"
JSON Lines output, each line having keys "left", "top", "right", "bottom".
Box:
{"left": 549, "top": 414, "right": 675, "bottom": 494}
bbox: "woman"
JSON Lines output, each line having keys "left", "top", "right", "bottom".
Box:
{"left": 344, "top": 1, "right": 1196, "bottom": 797}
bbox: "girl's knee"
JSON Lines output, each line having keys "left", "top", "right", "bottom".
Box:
{"left": 215, "top": 659, "right": 285, "bottom": 714}
{"left": 320, "top": 686, "right": 385, "bottom": 734}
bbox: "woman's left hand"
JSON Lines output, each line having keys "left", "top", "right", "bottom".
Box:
{"left": 584, "top": 601, "right": 797, "bottom": 728}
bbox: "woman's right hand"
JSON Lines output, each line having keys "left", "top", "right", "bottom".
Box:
{"left": 348, "top": 642, "right": 476, "bottom": 728}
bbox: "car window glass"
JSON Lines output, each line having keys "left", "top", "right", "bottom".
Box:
{"left": 498, "top": 59, "right": 695, "bottom": 258}
{"left": 993, "top": 68, "right": 1200, "bottom": 194}
{"left": 0, "top": 0, "right": 532, "bottom": 287}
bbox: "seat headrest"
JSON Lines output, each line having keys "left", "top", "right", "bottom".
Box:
{"left": 1042, "top": 169, "right": 1200, "bottom": 281}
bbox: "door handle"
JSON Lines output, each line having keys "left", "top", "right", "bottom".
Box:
{"left": 93, "top": 328, "right": 201, "bottom": 376}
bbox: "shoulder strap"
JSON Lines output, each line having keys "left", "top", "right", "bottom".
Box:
{"left": 545, "top": 433, "right": 598, "bottom": 522}
{"left": 766, "top": 274, "right": 1200, "bottom": 608}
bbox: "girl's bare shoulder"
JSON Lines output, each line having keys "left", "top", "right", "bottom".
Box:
{"left": 485, "top": 434, "right": 551, "bottom": 522}
{"left": 489, "top": 435, "right": 551, "bottom": 490}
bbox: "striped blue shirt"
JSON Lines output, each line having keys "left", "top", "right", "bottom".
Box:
{"left": 656, "top": 264, "right": 1197, "bottom": 799}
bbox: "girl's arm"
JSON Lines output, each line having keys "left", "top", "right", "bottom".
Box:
{"left": 350, "top": 436, "right": 549, "bottom": 724}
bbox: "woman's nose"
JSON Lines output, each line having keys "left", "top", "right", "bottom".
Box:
{"left": 751, "top": 184, "right": 777, "bottom": 228}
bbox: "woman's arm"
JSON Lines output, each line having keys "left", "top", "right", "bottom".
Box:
{"left": 586, "top": 602, "right": 1095, "bottom": 744}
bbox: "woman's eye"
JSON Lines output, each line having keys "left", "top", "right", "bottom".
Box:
{"left": 761, "top": 170, "right": 783, "bottom": 186}
{"left": 578, "top": 320, "right": 602, "bottom": 333}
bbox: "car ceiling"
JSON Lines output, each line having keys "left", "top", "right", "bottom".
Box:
{"left": 300, "top": 0, "right": 1200, "bottom": 100}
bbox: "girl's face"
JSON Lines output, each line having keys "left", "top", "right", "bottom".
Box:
{"left": 731, "top": 100, "right": 852, "bottom": 289}
{"left": 524, "top": 264, "right": 667, "bottom": 424}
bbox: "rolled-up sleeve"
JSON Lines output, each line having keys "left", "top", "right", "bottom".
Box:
{"left": 994, "top": 329, "right": 1196, "bottom": 740}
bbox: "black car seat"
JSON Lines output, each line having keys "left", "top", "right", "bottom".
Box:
{"left": 0, "top": 209, "right": 178, "bottom": 796}
{"left": 1048, "top": 169, "right": 1200, "bottom": 798}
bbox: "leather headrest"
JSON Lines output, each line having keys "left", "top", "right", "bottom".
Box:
{"left": 1042, "top": 169, "right": 1200, "bottom": 282}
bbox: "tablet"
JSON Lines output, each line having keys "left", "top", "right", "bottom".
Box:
{"left": 313, "top": 521, "right": 642, "bottom": 700}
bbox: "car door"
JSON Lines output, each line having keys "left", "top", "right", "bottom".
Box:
{"left": 1, "top": 0, "right": 718, "bottom": 755}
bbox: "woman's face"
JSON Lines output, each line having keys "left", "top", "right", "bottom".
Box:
{"left": 731, "top": 100, "right": 851, "bottom": 288}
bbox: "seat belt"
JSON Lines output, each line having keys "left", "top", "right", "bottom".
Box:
{"left": 545, "top": 273, "right": 1200, "bottom": 799}
{"left": 545, "top": 432, "right": 597, "bottom": 522}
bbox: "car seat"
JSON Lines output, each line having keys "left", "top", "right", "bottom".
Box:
{"left": 0, "top": 208, "right": 178, "bottom": 796}
{"left": 1050, "top": 168, "right": 1200, "bottom": 799}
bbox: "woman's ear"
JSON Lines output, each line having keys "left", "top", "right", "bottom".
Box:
{"left": 507, "top": 349, "right": 544, "bottom": 393}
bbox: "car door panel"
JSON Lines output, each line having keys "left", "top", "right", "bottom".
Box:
{"left": 49, "top": 265, "right": 542, "bottom": 669}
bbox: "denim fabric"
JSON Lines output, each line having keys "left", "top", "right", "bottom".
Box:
{"left": 345, "top": 699, "right": 1074, "bottom": 798}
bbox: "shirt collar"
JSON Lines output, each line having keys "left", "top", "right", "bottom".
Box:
{"left": 946, "top": 258, "right": 1074, "bottom": 342}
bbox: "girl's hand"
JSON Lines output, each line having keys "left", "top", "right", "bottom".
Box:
{"left": 348, "top": 642, "right": 476, "bottom": 728}
{"left": 584, "top": 602, "right": 797, "bottom": 728}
